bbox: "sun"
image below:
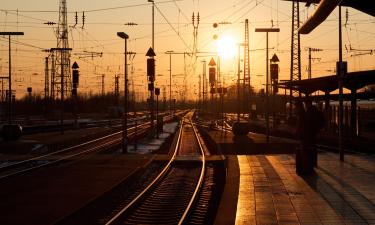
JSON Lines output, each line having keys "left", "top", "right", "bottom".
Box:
{"left": 216, "top": 35, "right": 236, "bottom": 58}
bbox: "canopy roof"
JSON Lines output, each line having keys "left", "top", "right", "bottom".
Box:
{"left": 279, "top": 70, "right": 375, "bottom": 95}
{"left": 283, "top": 0, "right": 375, "bottom": 34}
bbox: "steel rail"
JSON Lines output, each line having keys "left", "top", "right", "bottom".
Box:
{"left": 105, "top": 113, "right": 206, "bottom": 225}
{"left": 104, "top": 118, "right": 183, "bottom": 225}
{"left": 0, "top": 123, "right": 150, "bottom": 180}
{"left": 178, "top": 118, "right": 206, "bottom": 225}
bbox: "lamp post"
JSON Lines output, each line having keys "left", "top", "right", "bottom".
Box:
{"left": 117, "top": 32, "right": 129, "bottom": 153}
{"left": 0, "top": 32, "right": 24, "bottom": 125}
{"left": 255, "top": 28, "right": 280, "bottom": 143}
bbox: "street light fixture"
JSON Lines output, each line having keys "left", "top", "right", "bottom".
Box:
{"left": 255, "top": 27, "right": 280, "bottom": 143}
{"left": 117, "top": 31, "right": 129, "bottom": 153}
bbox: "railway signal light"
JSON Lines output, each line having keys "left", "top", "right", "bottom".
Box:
{"left": 270, "top": 64, "right": 278, "bottom": 80}
{"left": 155, "top": 87, "right": 160, "bottom": 96}
{"left": 209, "top": 67, "right": 216, "bottom": 85}
{"left": 147, "top": 58, "right": 155, "bottom": 77}
{"left": 72, "top": 61, "right": 79, "bottom": 96}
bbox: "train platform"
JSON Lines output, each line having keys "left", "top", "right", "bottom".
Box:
{"left": 212, "top": 130, "right": 375, "bottom": 225}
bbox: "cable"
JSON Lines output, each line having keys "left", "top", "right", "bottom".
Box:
{"left": 0, "top": 9, "right": 47, "bottom": 22}
{"left": 0, "top": 36, "right": 44, "bottom": 50}
{"left": 154, "top": 3, "right": 191, "bottom": 51}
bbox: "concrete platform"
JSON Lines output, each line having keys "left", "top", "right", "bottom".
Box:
{"left": 214, "top": 153, "right": 375, "bottom": 225}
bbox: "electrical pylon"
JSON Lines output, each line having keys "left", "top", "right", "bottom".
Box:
{"left": 290, "top": 1, "right": 301, "bottom": 104}
{"left": 51, "top": 0, "right": 71, "bottom": 100}
{"left": 243, "top": 19, "right": 251, "bottom": 117}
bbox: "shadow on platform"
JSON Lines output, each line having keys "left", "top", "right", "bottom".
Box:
{"left": 302, "top": 169, "right": 372, "bottom": 224}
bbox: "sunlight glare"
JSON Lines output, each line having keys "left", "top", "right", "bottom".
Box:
{"left": 216, "top": 36, "right": 236, "bottom": 58}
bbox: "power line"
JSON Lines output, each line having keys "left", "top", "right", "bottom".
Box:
{"left": 154, "top": 3, "right": 191, "bottom": 51}
{"left": 0, "top": 0, "right": 183, "bottom": 14}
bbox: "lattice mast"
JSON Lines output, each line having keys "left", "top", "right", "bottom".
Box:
{"left": 52, "top": 0, "right": 71, "bottom": 99}
{"left": 243, "top": 19, "right": 251, "bottom": 116}
{"left": 190, "top": 12, "right": 200, "bottom": 103}
{"left": 290, "top": 1, "right": 301, "bottom": 103}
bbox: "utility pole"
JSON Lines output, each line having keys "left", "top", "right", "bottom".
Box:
{"left": 117, "top": 32, "right": 129, "bottom": 153}
{"left": 52, "top": 0, "right": 72, "bottom": 101}
{"left": 290, "top": 1, "right": 301, "bottom": 116}
{"left": 114, "top": 75, "right": 119, "bottom": 105}
{"left": 255, "top": 28, "right": 280, "bottom": 143}
{"left": 165, "top": 51, "right": 173, "bottom": 115}
{"left": 44, "top": 57, "right": 49, "bottom": 100}
{"left": 146, "top": 48, "right": 156, "bottom": 133}
{"left": 237, "top": 44, "right": 243, "bottom": 122}
{"left": 51, "top": 47, "right": 72, "bottom": 135}
{"left": 162, "top": 86, "right": 167, "bottom": 112}
{"left": 148, "top": 0, "right": 155, "bottom": 49}
{"left": 244, "top": 19, "right": 251, "bottom": 119}
{"left": 147, "top": 0, "right": 156, "bottom": 134}
{"left": 201, "top": 60, "right": 206, "bottom": 112}
{"left": 306, "top": 47, "right": 322, "bottom": 79}
{"left": 338, "top": 6, "right": 346, "bottom": 161}
{"left": 101, "top": 74, "right": 105, "bottom": 96}
{"left": 0, "top": 32, "right": 24, "bottom": 124}
{"left": 198, "top": 73, "right": 201, "bottom": 110}
{"left": 208, "top": 58, "right": 216, "bottom": 114}
{"left": 164, "top": 51, "right": 190, "bottom": 114}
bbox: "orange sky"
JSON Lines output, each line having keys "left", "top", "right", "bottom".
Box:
{"left": 0, "top": 0, "right": 374, "bottom": 100}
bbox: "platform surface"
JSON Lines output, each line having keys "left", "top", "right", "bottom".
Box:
{"left": 211, "top": 129, "right": 375, "bottom": 225}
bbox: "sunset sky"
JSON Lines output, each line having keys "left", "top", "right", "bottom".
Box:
{"left": 0, "top": 0, "right": 374, "bottom": 100}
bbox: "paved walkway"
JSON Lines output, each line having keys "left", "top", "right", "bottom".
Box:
{"left": 235, "top": 152, "right": 375, "bottom": 225}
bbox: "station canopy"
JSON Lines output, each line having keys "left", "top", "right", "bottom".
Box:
{"left": 283, "top": 0, "right": 375, "bottom": 34}
{"left": 279, "top": 70, "right": 375, "bottom": 95}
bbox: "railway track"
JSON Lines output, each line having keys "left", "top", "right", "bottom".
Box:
{"left": 0, "top": 122, "right": 150, "bottom": 180}
{"left": 104, "top": 113, "right": 207, "bottom": 225}
{"left": 0, "top": 110, "right": 189, "bottom": 180}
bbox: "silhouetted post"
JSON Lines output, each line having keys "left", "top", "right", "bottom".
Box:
{"left": 155, "top": 87, "right": 160, "bottom": 138}
{"left": 165, "top": 51, "right": 173, "bottom": 115}
{"left": 146, "top": 47, "right": 156, "bottom": 136}
{"left": 270, "top": 54, "right": 280, "bottom": 129}
{"left": 237, "top": 44, "right": 244, "bottom": 122}
{"left": 201, "top": 60, "right": 206, "bottom": 112}
{"left": 117, "top": 32, "right": 129, "bottom": 153}
{"left": 0, "top": 32, "right": 24, "bottom": 124}
{"left": 255, "top": 28, "right": 280, "bottom": 143}
{"left": 50, "top": 47, "right": 72, "bottom": 135}
{"left": 72, "top": 61, "right": 79, "bottom": 128}
{"left": 208, "top": 58, "right": 216, "bottom": 114}
{"left": 337, "top": 6, "right": 346, "bottom": 161}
